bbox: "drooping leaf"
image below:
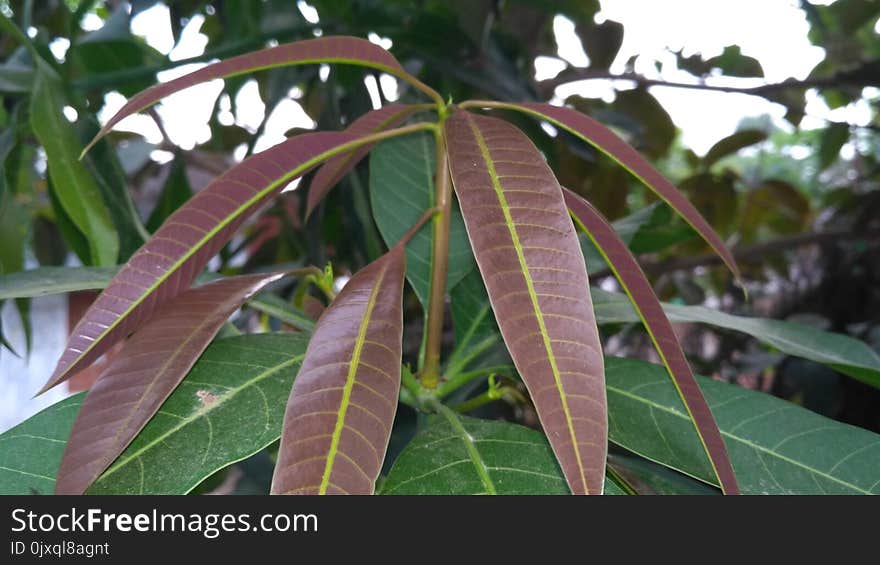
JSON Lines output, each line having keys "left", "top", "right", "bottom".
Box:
{"left": 370, "top": 130, "right": 474, "bottom": 306}
{"left": 41, "top": 125, "right": 428, "bottom": 394}
{"left": 465, "top": 101, "right": 742, "bottom": 283}
{"left": 272, "top": 246, "right": 406, "bottom": 495}
{"left": 565, "top": 189, "right": 738, "bottom": 494}
{"left": 306, "top": 104, "right": 425, "bottom": 218}
{"left": 0, "top": 266, "right": 315, "bottom": 332}
{"left": 55, "top": 272, "right": 288, "bottom": 494}
{"left": 86, "top": 36, "right": 441, "bottom": 154}
{"left": 591, "top": 288, "right": 880, "bottom": 388}
{"left": 606, "top": 356, "right": 880, "bottom": 494}
{"left": 30, "top": 64, "right": 118, "bottom": 267}
{"left": 703, "top": 129, "right": 767, "bottom": 169}
{"left": 381, "top": 410, "right": 625, "bottom": 495}
{"left": 446, "top": 110, "right": 606, "bottom": 495}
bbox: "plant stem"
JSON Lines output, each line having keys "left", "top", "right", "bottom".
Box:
{"left": 419, "top": 124, "right": 452, "bottom": 389}
{"left": 436, "top": 365, "right": 513, "bottom": 399}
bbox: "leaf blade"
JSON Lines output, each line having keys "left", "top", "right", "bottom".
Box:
{"left": 446, "top": 111, "right": 606, "bottom": 495}
{"left": 271, "top": 247, "right": 406, "bottom": 495}
{"left": 606, "top": 356, "right": 880, "bottom": 494}
{"left": 30, "top": 65, "right": 119, "bottom": 266}
{"left": 306, "top": 104, "right": 425, "bottom": 218}
{"left": 87, "top": 36, "right": 440, "bottom": 153}
{"left": 41, "top": 125, "right": 428, "bottom": 394}
{"left": 564, "top": 188, "right": 738, "bottom": 494}
{"left": 54, "top": 272, "right": 287, "bottom": 494}
{"left": 466, "top": 101, "right": 742, "bottom": 284}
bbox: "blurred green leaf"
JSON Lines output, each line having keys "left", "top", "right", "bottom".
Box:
{"left": 703, "top": 129, "right": 767, "bottom": 169}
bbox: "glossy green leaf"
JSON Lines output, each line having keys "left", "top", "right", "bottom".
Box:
{"left": 89, "top": 333, "right": 309, "bottom": 494}
{"left": 56, "top": 273, "right": 287, "bottom": 494}
{"left": 370, "top": 130, "right": 474, "bottom": 306}
{"left": 307, "top": 104, "right": 425, "bottom": 218}
{"left": 446, "top": 111, "right": 606, "bottom": 495}
{"left": 272, "top": 247, "right": 406, "bottom": 495}
{"left": 30, "top": 64, "right": 118, "bottom": 267}
{"left": 606, "top": 356, "right": 880, "bottom": 494}
{"left": 380, "top": 411, "right": 626, "bottom": 495}
{"left": 0, "top": 394, "right": 84, "bottom": 494}
{"left": 608, "top": 453, "right": 720, "bottom": 495}
{"left": 591, "top": 288, "right": 880, "bottom": 388}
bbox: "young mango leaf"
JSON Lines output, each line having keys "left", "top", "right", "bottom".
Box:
{"left": 606, "top": 356, "right": 880, "bottom": 494}
{"left": 55, "top": 272, "right": 288, "bottom": 494}
{"left": 306, "top": 104, "right": 425, "bottom": 218}
{"left": 564, "top": 189, "right": 738, "bottom": 494}
{"left": 464, "top": 101, "right": 742, "bottom": 284}
{"left": 370, "top": 130, "right": 474, "bottom": 306}
{"left": 30, "top": 64, "right": 118, "bottom": 266}
{"left": 86, "top": 36, "right": 442, "bottom": 154}
{"left": 41, "top": 125, "right": 429, "bottom": 394}
{"left": 272, "top": 246, "right": 406, "bottom": 495}
{"left": 380, "top": 411, "right": 626, "bottom": 495}
{"left": 446, "top": 110, "right": 606, "bottom": 495}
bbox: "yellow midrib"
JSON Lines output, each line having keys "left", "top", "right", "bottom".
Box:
{"left": 466, "top": 115, "right": 589, "bottom": 494}
{"left": 319, "top": 264, "right": 387, "bottom": 494}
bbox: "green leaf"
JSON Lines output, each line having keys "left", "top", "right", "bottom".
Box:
{"left": 56, "top": 273, "right": 289, "bottom": 494}
{"left": 0, "top": 394, "right": 84, "bottom": 494}
{"left": 380, "top": 411, "right": 626, "bottom": 495}
{"left": 90, "top": 333, "right": 309, "bottom": 494}
{"left": 370, "top": 130, "right": 474, "bottom": 306}
{"left": 705, "top": 45, "right": 763, "bottom": 77}
{"left": 592, "top": 288, "right": 880, "bottom": 388}
{"left": 146, "top": 153, "right": 193, "bottom": 233}
{"left": 817, "top": 123, "right": 849, "bottom": 171}
{"left": 606, "top": 356, "right": 880, "bottom": 494}
{"left": 0, "top": 333, "right": 310, "bottom": 494}
{"left": 0, "top": 265, "right": 315, "bottom": 332}
{"left": 703, "top": 129, "right": 767, "bottom": 169}
{"left": 30, "top": 64, "right": 119, "bottom": 266}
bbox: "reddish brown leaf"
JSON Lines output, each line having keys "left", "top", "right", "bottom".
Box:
{"left": 306, "top": 104, "right": 425, "bottom": 218}
{"left": 42, "top": 129, "right": 395, "bottom": 394}
{"left": 54, "top": 272, "right": 286, "bottom": 495}
{"left": 563, "top": 188, "right": 740, "bottom": 495}
{"left": 85, "top": 37, "right": 440, "bottom": 154}
{"left": 445, "top": 110, "right": 606, "bottom": 495}
{"left": 463, "top": 101, "right": 743, "bottom": 284}
{"left": 271, "top": 247, "right": 406, "bottom": 495}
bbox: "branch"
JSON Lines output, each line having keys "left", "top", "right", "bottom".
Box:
{"left": 592, "top": 228, "right": 880, "bottom": 280}
{"left": 539, "top": 60, "right": 880, "bottom": 99}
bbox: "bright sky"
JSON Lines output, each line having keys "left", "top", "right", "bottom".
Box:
{"left": 102, "top": 0, "right": 873, "bottom": 156}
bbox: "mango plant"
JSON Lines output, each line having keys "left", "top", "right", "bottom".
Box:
{"left": 4, "top": 35, "right": 880, "bottom": 496}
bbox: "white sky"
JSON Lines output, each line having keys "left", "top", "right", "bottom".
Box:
{"left": 111, "top": 0, "right": 874, "bottom": 155}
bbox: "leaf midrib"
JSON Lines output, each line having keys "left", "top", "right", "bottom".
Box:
{"left": 466, "top": 114, "right": 588, "bottom": 494}
{"left": 319, "top": 262, "right": 387, "bottom": 494}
